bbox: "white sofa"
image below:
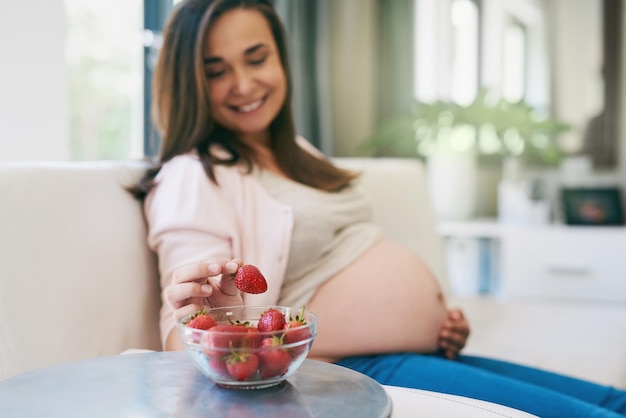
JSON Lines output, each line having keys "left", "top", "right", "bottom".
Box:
{"left": 0, "top": 157, "right": 620, "bottom": 416}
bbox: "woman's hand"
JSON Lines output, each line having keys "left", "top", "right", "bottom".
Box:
{"left": 166, "top": 259, "right": 243, "bottom": 322}
{"left": 438, "top": 308, "right": 470, "bottom": 359}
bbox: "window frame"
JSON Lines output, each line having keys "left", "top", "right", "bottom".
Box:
{"left": 143, "top": 0, "right": 173, "bottom": 158}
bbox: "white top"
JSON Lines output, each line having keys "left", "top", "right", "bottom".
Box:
{"left": 255, "top": 169, "right": 382, "bottom": 307}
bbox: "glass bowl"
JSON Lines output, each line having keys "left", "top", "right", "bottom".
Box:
{"left": 177, "top": 305, "right": 318, "bottom": 390}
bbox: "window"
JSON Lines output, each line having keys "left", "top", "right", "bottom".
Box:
{"left": 450, "top": 0, "right": 479, "bottom": 105}
{"left": 143, "top": 0, "right": 175, "bottom": 157}
{"left": 64, "top": 0, "right": 179, "bottom": 160}
{"left": 414, "top": 0, "right": 439, "bottom": 102}
{"left": 502, "top": 21, "right": 527, "bottom": 103}
{"left": 414, "top": 0, "right": 480, "bottom": 105}
{"left": 65, "top": 0, "right": 144, "bottom": 160}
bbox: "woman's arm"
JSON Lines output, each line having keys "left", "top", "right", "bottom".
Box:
{"left": 144, "top": 155, "right": 241, "bottom": 349}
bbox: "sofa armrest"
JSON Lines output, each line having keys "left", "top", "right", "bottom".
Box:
{"left": 384, "top": 385, "right": 538, "bottom": 417}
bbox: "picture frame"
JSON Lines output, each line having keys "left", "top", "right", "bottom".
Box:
{"left": 561, "top": 187, "right": 624, "bottom": 226}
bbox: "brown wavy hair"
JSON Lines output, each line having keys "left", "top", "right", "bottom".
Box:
{"left": 131, "top": 0, "right": 357, "bottom": 199}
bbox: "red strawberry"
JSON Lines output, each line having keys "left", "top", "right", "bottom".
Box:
{"left": 232, "top": 264, "right": 268, "bottom": 294}
{"left": 186, "top": 310, "right": 217, "bottom": 330}
{"left": 258, "top": 308, "right": 286, "bottom": 332}
{"left": 206, "top": 352, "right": 229, "bottom": 378}
{"left": 204, "top": 323, "right": 250, "bottom": 349}
{"left": 258, "top": 337, "right": 292, "bottom": 378}
{"left": 244, "top": 326, "right": 263, "bottom": 349}
{"left": 283, "top": 307, "right": 312, "bottom": 356}
{"left": 225, "top": 352, "right": 259, "bottom": 381}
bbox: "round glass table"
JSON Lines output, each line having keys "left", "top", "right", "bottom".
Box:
{"left": 0, "top": 351, "right": 392, "bottom": 417}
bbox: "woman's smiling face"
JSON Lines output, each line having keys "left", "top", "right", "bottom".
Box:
{"left": 203, "top": 8, "right": 287, "bottom": 145}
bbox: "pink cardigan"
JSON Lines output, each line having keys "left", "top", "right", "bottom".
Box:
{"left": 144, "top": 152, "right": 294, "bottom": 347}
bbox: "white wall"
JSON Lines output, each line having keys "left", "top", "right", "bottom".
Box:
{"left": 0, "top": 0, "right": 69, "bottom": 161}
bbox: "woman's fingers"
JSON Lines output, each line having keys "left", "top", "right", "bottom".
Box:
{"left": 167, "top": 281, "right": 212, "bottom": 309}
{"left": 442, "top": 332, "right": 467, "bottom": 347}
{"left": 168, "top": 259, "right": 244, "bottom": 312}
{"left": 438, "top": 339, "right": 458, "bottom": 359}
{"left": 440, "top": 330, "right": 466, "bottom": 348}
{"left": 445, "top": 347, "right": 460, "bottom": 359}
{"left": 443, "top": 308, "right": 470, "bottom": 337}
{"left": 172, "top": 262, "right": 221, "bottom": 285}
{"left": 215, "top": 260, "right": 242, "bottom": 296}
{"left": 172, "top": 259, "right": 243, "bottom": 284}
{"left": 438, "top": 334, "right": 463, "bottom": 359}
{"left": 442, "top": 322, "right": 469, "bottom": 339}
{"left": 167, "top": 259, "right": 243, "bottom": 332}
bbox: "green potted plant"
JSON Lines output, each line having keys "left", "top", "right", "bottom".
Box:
{"left": 360, "top": 89, "right": 570, "bottom": 167}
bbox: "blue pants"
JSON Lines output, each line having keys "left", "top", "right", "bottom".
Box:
{"left": 336, "top": 353, "right": 626, "bottom": 417}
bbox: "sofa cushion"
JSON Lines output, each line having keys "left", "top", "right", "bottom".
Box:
{"left": 0, "top": 161, "right": 161, "bottom": 380}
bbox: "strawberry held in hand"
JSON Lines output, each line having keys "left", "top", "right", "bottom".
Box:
{"left": 232, "top": 264, "right": 268, "bottom": 294}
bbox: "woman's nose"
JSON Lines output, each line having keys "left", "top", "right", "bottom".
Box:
{"left": 231, "top": 68, "right": 254, "bottom": 95}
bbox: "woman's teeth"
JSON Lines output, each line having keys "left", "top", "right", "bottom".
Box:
{"left": 236, "top": 98, "right": 264, "bottom": 113}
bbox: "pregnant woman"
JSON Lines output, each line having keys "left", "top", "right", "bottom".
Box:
{"left": 131, "top": 1, "right": 626, "bottom": 417}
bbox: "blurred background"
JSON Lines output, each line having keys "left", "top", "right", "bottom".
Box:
{"left": 0, "top": 0, "right": 622, "bottom": 217}
{"left": 0, "top": 0, "right": 624, "bottom": 287}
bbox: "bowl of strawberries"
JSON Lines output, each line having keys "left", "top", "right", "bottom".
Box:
{"left": 177, "top": 305, "right": 318, "bottom": 390}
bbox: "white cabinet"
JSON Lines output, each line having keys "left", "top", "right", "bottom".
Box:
{"left": 501, "top": 226, "right": 626, "bottom": 303}
{"left": 439, "top": 220, "right": 626, "bottom": 304}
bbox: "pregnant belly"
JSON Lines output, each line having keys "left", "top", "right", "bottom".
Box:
{"left": 307, "top": 237, "right": 447, "bottom": 362}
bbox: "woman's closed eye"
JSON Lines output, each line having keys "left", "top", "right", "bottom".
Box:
{"left": 248, "top": 55, "right": 267, "bottom": 66}
{"left": 206, "top": 65, "right": 226, "bottom": 79}
{"left": 204, "top": 57, "right": 266, "bottom": 78}
{"left": 207, "top": 71, "right": 225, "bottom": 79}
